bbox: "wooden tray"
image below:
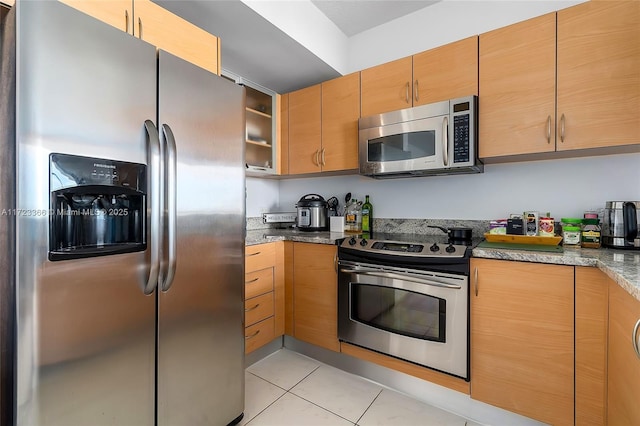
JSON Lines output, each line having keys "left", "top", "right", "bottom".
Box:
{"left": 483, "top": 233, "right": 563, "bottom": 246}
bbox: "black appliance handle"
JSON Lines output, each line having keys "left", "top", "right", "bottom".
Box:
{"left": 623, "top": 202, "right": 638, "bottom": 243}
{"left": 302, "top": 194, "right": 324, "bottom": 201}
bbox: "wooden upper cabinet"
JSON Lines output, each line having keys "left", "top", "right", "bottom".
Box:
{"left": 479, "top": 13, "right": 557, "bottom": 158}
{"left": 557, "top": 2, "right": 640, "bottom": 151}
{"left": 470, "top": 259, "right": 574, "bottom": 426}
{"left": 608, "top": 279, "right": 640, "bottom": 425}
{"left": 361, "top": 56, "right": 413, "bottom": 116}
{"left": 288, "top": 84, "right": 322, "bottom": 174}
{"left": 60, "top": 0, "right": 134, "bottom": 34}
{"left": 413, "top": 36, "right": 478, "bottom": 106}
{"left": 133, "top": 0, "right": 220, "bottom": 75}
{"left": 321, "top": 72, "right": 360, "bottom": 172}
{"left": 279, "top": 93, "right": 289, "bottom": 175}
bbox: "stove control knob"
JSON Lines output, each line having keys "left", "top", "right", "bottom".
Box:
{"left": 445, "top": 244, "right": 456, "bottom": 253}
{"left": 348, "top": 237, "right": 357, "bottom": 246}
{"left": 360, "top": 238, "right": 368, "bottom": 247}
{"left": 429, "top": 243, "right": 440, "bottom": 252}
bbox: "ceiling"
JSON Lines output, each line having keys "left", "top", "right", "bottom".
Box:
{"left": 310, "top": 1, "right": 438, "bottom": 37}
{"left": 155, "top": 0, "right": 438, "bottom": 93}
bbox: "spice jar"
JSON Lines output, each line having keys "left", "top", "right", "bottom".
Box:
{"left": 581, "top": 218, "right": 601, "bottom": 248}
{"left": 561, "top": 218, "right": 582, "bottom": 246}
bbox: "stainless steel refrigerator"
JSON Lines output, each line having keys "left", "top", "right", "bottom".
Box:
{"left": 0, "top": 2, "right": 245, "bottom": 425}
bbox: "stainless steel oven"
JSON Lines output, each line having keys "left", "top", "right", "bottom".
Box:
{"left": 338, "top": 235, "right": 471, "bottom": 380}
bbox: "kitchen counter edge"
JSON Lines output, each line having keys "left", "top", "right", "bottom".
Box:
{"left": 246, "top": 230, "right": 640, "bottom": 302}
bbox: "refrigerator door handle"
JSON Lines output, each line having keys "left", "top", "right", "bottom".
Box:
{"left": 160, "top": 124, "right": 177, "bottom": 292}
{"left": 144, "top": 119, "right": 162, "bottom": 295}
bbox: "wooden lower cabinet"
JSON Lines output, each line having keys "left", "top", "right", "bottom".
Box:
{"left": 608, "top": 278, "right": 640, "bottom": 425}
{"left": 292, "top": 242, "right": 339, "bottom": 352}
{"left": 244, "top": 242, "right": 284, "bottom": 354}
{"left": 575, "top": 267, "right": 608, "bottom": 425}
{"left": 470, "top": 258, "right": 574, "bottom": 426}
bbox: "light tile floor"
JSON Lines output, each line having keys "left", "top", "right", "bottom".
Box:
{"left": 243, "top": 348, "right": 481, "bottom": 426}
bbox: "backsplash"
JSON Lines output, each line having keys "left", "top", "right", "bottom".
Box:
{"left": 246, "top": 216, "right": 490, "bottom": 237}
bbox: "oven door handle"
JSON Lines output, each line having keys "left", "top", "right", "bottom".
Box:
{"left": 340, "top": 269, "right": 462, "bottom": 290}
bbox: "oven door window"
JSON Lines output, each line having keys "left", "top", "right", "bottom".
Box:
{"left": 367, "top": 131, "right": 436, "bottom": 162}
{"left": 350, "top": 283, "right": 445, "bottom": 342}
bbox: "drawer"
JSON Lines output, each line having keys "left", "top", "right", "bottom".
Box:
{"left": 246, "top": 243, "right": 276, "bottom": 273}
{"left": 245, "top": 292, "right": 274, "bottom": 327}
{"left": 245, "top": 316, "right": 275, "bottom": 354}
{"left": 245, "top": 267, "right": 274, "bottom": 299}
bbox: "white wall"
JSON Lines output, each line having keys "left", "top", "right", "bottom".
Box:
{"left": 274, "top": 154, "right": 640, "bottom": 220}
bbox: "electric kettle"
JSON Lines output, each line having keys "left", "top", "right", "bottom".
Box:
{"left": 602, "top": 201, "right": 640, "bottom": 249}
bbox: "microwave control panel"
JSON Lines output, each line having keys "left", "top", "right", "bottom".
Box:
{"left": 453, "top": 114, "right": 470, "bottom": 164}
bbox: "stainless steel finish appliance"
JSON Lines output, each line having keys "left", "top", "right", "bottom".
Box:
{"left": 338, "top": 234, "right": 471, "bottom": 380}
{"left": 603, "top": 201, "right": 640, "bottom": 249}
{"left": 295, "top": 194, "right": 329, "bottom": 231}
{"left": 0, "top": 2, "right": 245, "bottom": 425}
{"left": 359, "top": 96, "right": 482, "bottom": 178}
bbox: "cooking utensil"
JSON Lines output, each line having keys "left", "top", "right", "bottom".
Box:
{"left": 428, "top": 225, "right": 473, "bottom": 241}
{"left": 326, "top": 197, "right": 339, "bottom": 217}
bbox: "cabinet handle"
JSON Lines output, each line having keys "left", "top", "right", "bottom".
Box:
{"left": 474, "top": 267, "right": 478, "bottom": 297}
{"left": 334, "top": 253, "right": 338, "bottom": 273}
{"left": 245, "top": 303, "right": 260, "bottom": 312}
{"left": 313, "top": 150, "right": 319, "bottom": 166}
{"left": 245, "top": 330, "right": 260, "bottom": 339}
{"left": 245, "top": 277, "right": 259, "bottom": 284}
{"left": 560, "top": 113, "right": 566, "bottom": 143}
{"left": 124, "top": 10, "right": 129, "bottom": 33}
{"left": 546, "top": 115, "right": 551, "bottom": 144}
{"left": 414, "top": 80, "right": 419, "bottom": 102}
{"left": 405, "top": 82, "right": 410, "bottom": 104}
{"left": 633, "top": 318, "right": 640, "bottom": 359}
{"left": 246, "top": 251, "right": 261, "bottom": 257}
{"left": 138, "top": 17, "right": 143, "bottom": 39}
{"left": 321, "top": 148, "right": 326, "bottom": 166}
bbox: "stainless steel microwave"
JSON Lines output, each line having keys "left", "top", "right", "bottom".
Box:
{"left": 358, "top": 95, "right": 482, "bottom": 178}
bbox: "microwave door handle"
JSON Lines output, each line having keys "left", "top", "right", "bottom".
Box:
{"left": 442, "top": 116, "right": 449, "bottom": 167}
{"left": 340, "top": 268, "right": 462, "bottom": 290}
{"left": 160, "top": 124, "right": 178, "bottom": 292}
{"left": 143, "top": 120, "right": 161, "bottom": 295}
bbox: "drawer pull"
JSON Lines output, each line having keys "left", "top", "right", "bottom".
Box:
{"left": 245, "top": 330, "right": 260, "bottom": 339}
{"left": 245, "top": 277, "right": 259, "bottom": 284}
{"left": 245, "top": 303, "right": 260, "bottom": 312}
{"left": 633, "top": 318, "right": 640, "bottom": 359}
{"left": 246, "top": 251, "right": 261, "bottom": 257}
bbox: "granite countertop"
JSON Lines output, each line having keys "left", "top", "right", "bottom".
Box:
{"left": 245, "top": 229, "right": 640, "bottom": 302}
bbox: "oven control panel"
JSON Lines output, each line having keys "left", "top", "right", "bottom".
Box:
{"left": 341, "top": 236, "right": 467, "bottom": 258}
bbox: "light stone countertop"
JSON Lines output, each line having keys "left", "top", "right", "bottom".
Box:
{"left": 245, "top": 229, "right": 640, "bottom": 302}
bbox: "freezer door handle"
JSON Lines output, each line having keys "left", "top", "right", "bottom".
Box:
{"left": 160, "top": 124, "right": 177, "bottom": 292}
{"left": 144, "top": 119, "right": 161, "bottom": 295}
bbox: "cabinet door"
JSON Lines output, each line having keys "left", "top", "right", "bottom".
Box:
{"left": 557, "top": 2, "right": 640, "bottom": 151}
{"left": 278, "top": 94, "right": 289, "bottom": 175}
{"left": 133, "top": 0, "right": 219, "bottom": 75}
{"left": 288, "top": 84, "right": 322, "bottom": 174}
{"left": 361, "top": 56, "right": 413, "bottom": 116}
{"left": 478, "top": 13, "right": 556, "bottom": 158}
{"left": 293, "top": 243, "right": 339, "bottom": 352}
{"left": 470, "top": 259, "right": 574, "bottom": 426}
{"left": 321, "top": 72, "right": 360, "bottom": 172}
{"left": 60, "top": 0, "right": 133, "bottom": 34}
{"left": 575, "top": 267, "right": 608, "bottom": 426}
{"left": 608, "top": 279, "right": 640, "bottom": 425}
{"left": 413, "top": 36, "right": 478, "bottom": 106}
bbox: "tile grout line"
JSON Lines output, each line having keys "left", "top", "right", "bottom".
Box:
{"left": 243, "top": 390, "right": 289, "bottom": 425}
{"left": 283, "top": 391, "right": 358, "bottom": 425}
{"left": 355, "top": 388, "right": 383, "bottom": 425}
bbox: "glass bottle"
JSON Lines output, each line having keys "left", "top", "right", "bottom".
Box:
{"left": 361, "top": 195, "right": 373, "bottom": 233}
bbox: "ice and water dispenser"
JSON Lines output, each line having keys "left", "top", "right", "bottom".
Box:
{"left": 49, "top": 153, "right": 146, "bottom": 261}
